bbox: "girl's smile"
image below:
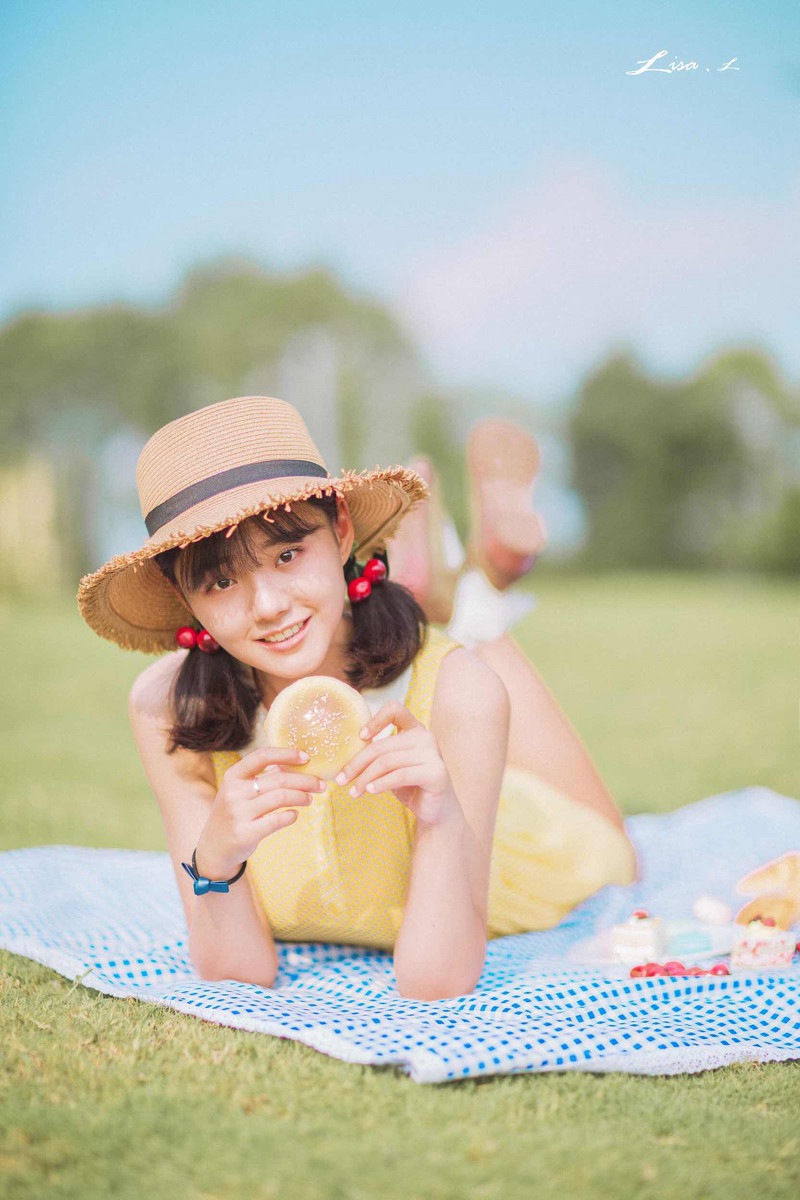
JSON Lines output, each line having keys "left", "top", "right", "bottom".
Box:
{"left": 255, "top": 614, "right": 312, "bottom": 650}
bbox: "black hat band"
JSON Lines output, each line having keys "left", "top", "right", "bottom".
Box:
{"left": 145, "top": 459, "right": 330, "bottom": 536}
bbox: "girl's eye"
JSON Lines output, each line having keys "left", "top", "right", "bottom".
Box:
{"left": 277, "top": 548, "right": 301, "bottom": 565}
{"left": 209, "top": 577, "right": 234, "bottom": 592}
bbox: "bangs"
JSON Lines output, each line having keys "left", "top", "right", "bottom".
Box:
{"left": 173, "top": 497, "right": 337, "bottom": 595}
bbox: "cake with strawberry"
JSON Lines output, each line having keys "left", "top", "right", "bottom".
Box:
{"left": 611, "top": 909, "right": 667, "bottom": 964}
{"left": 730, "top": 915, "right": 796, "bottom": 970}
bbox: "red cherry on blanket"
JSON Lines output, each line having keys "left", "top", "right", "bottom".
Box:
{"left": 644, "top": 962, "right": 666, "bottom": 976}
{"left": 686, "top": 966, "right": 706, "bottom": 975}
{"left": 709, "top": 963, "right": 730, "bottom": 976}
{"left": 175, "top": 626, "right": 198, "bottom": 649}
{"left": 196, "top": 629, "right": 220, "bottom": 654}
{"left": 630, "top": 964, "right": 648, "bottom": 977}
{"left": 348, "top": 577, "right": 372, "bottom": 603}
{"left": 362, "top": 557, "right": 387, "bottom": 585}
{"left": 631, "top": 909, "right": 649, "bottom": 919}
{"left": 664, "top": 961, "right": 695, "bottom": 976}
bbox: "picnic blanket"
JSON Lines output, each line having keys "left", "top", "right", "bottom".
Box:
{"left": 1, "top": 784, "right": 798, "bottom": 1084}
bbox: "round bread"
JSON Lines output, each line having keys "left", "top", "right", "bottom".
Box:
{"left": 264, "top": 675, "right": 372, "bottom": 780}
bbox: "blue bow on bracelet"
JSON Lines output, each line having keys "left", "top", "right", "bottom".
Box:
{"left": 181, "top": 861, "right": 231, "bottom": 893}
{"left": 181, "top": 854, "right": 248, "bottom": 896}
{"left": 181, "top": 865, "right": 230, "bottom": 895}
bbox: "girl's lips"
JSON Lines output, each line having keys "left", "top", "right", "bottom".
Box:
{"left": 257, "top": 616, "right": 311, "bottom": 651}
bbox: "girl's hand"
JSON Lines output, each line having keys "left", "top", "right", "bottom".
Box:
{"left": 195, "top": 746, "right": 326, "bottom": 880}
{"left": 335, "top": 701, "right": 461, "bottom": 829}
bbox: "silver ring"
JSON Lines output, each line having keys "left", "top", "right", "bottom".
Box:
{"left": 253, "top": 776, "right": 261, "bottom": 795}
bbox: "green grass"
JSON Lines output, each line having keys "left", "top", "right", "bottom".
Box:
{"left": 1, "top": 575, "right": 798, "bottom": 1200}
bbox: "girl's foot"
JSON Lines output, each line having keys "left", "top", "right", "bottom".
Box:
{"left": 466, "top": 418, "right": 547, "bottom": 591}
{"left": 386, "top": 456, "right": 462, "bottom": 624}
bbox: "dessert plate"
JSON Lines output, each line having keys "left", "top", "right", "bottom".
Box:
{"left": 567, "top": 920, "right": 737, "bottom": 966}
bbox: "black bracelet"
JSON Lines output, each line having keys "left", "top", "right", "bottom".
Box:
{"left": 180, "top": 848, "right": 248, "bottom": 896}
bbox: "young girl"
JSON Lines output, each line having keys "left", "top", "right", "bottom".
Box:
{"left": 77, "top": 395, "right": 636, "bottom": 1001}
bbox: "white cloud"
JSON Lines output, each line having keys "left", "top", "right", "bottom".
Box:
{"left": 392, "top": 154, "right": 800, "bottom": 400}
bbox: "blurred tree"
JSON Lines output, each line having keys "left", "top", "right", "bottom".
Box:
{"left": 0, "top": 307, "right": 192, "bottom": 574}
{"left": 568, "top": 348, "right": 798, "bottom": 569}
{"left": 337, "top": 361, "right": 367, "bottom": 470}
{"left": 409, "top": 391, "right": 468, "bottom": 539}
{"left": 172, "top": 256, "right": 411, "bottom": 394}
{"left": 0, "top": 307, "right": 191, "bottom": 458}
{"left": 756, "top": 487, "right": 800, "bottom": 573}
{"left": 0, "top": 257, "right": 426, "bottom": 584}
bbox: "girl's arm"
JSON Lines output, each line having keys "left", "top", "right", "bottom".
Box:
{"left": 127, "top": 656, "right": 282, "bottom": 987}
{"left": 339, "top": 649, "right": 509, "bottom": 1000}
{"left": 394, "top": 651, "right": 508, "bottom": 999}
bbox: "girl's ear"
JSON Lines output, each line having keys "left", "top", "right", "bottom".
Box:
{"left": 334, "top": 498, "right": 357, "bottom": 564}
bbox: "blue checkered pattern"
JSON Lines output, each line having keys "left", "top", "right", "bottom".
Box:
{"left": 1, "top": 786, "right": 798, "bottom": 1083}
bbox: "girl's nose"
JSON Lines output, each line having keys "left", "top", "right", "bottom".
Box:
{"left": 250, "top": 572, "right": 291, "bottom": 621}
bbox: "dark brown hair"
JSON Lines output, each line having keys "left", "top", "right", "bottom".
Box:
{"left": 153, "top": 495, "right": 427, "bottom": 753}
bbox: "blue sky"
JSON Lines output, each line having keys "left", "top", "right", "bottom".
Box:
{"left": 2, "top": 1, "right": 798, "bottom": 401}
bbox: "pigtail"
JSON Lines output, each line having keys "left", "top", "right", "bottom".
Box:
{"left": 152, "top": 541, "right": 261, "bottom": 753}
{"left": 344, "top": 554, "right": 428, "bottom": 690}
{"left": 166, "top": 648, "right": 260, "bottom": 753}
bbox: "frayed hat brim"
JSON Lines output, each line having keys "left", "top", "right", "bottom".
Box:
{"left": 77, "top": 465, "right": 429, "bottom": 654}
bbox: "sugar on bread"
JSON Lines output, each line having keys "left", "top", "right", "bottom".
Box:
{"left": 264, "top": 675, "right": 372, "bottom": 781}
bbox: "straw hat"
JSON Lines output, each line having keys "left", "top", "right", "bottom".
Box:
{"left": 77, "top": 395, "right": 429, "bottom": 653}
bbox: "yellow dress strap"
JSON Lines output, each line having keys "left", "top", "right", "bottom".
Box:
{"left": 404, "top": 625, "right": 462, "bottom": 729}
{"left": 210, "top": 748, "right": 239, "bottom": 791}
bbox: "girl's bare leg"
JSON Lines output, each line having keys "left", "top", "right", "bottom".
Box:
{"left": 391, "top": 429, "right": 627, "bottom": 834}
{"left": 473, "top": 633, "right": 627, "bottom": 832}
{"left": 458, "top": 418, "right": 628, "bottom": 830}
{"left": 385, "top": 456, "right": 461, "bottom": 625}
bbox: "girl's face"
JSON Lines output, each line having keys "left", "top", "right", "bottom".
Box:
{"left": 178, "top": 500, "right": 356, "bottom": 696}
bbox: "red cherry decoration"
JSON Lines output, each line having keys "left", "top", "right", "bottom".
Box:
{"left": 644, "top": 962, "right": 666, "bottom": 976}
{"left": 348, "top": 577, "right": 373, "bottom": 603}
{"left": 175, "top": 626, "right": 198, "bottom": 650}
{"left": 629, "top": 965, "right": 647, "bottom": 977}
{"left": 709, "top": 963, "right": 730, "bottom": 976}
{"left": 663, "top": 961, "right": 685, "bottom": 974}
{"left": 196, "top": 629, "right": 220, "bottom": 654}
{"left": 362, "top": 557, "right": 387, "bottom": 585}
{"left": 760, "top": 916, "right": 777, "bottom": 927}
{"left": 631, "top": 909, "right": 649, "bottom": 920}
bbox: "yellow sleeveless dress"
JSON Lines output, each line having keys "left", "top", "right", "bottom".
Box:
{"left": 211, "top": 626, "right": 636, "bottom": 951}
